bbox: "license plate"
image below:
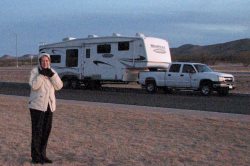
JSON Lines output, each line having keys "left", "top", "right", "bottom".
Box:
{"left": 229, "top": 85, "right": 233, "bottom": 89}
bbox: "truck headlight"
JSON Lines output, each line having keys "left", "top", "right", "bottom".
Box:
{"left": 218, "top": 76, "right": 225, "bottom": 82}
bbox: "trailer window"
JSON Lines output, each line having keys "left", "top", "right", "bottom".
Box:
{"left": 50, "top": 55, "right": 61, "bottom": 63}
{"left": 118, "top": 42, "right": 129, "bottom": 51}
{"left": 66, "top": 49, "right": 78, "bottom": 67}
{"left": 97, "top": 44, "right": 111, "bottom": 53}
{"left": 169, "top": 64, "right": 181, "bottom": 73}
{"left": 86, "top": 49, "right": 90, "bottom": 58}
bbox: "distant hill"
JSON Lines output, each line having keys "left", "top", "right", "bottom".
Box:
{"left": 0, "top": 54, "right": 38, "bottom": 67}
{"left": 171, "top": 38, "right": 250, "bottom": 56}
{"left": 18, "top": 54, "right": 37, "bottom": 60}
{"left": 170, "top": 38, "right": 250, "bottom": 65}
{"left": 0, "top": 54, "right": 15, "bottom": 60}
{"left": 0, "top": 54, "right": 37, "bottom": 60}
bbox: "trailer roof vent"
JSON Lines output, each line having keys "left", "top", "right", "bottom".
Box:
{"left": 88, "top": 34, "right": 98, "bottom": 38}
{"left": 62, "top": 37, "right": 76, "bottom": 41}
{"left": 136, "top": 33, "right": 145, "bottom": 38}
{"left": 112, "top": 33, "right": 121, "bottom": 37}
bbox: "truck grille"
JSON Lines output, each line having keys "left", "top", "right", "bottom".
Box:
{"left": 224, "top": 77, "right": 233, "bottom": 83}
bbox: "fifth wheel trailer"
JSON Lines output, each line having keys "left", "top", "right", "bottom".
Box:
{"left": 39, "top": 33, "right": 172, "bottom": 89}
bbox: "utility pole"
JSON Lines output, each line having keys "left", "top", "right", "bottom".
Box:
{"left": 14, "top": 33, "right": 19, "bottom": 68}
{"left": 30, "top": 55, "right": 33, "bottom": 66}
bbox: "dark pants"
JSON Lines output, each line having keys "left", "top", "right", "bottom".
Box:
{"left": 30, "top": 106, "right": 53, "bottom": 161}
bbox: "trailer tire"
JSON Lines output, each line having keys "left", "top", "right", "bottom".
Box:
{"left": 85, "top": 80, "right": 101, "bottom": 90}
{"left": 71, "top": 79, "right": 80, "bottom": 89}
{"left": 62, "top": 78, "right": 71, "bottom": 89}
{"left": 145, "top": 81, "right": 157, "bottom": 94}
{"left": 94, "top": 81, "right": 102, "bottom": 89}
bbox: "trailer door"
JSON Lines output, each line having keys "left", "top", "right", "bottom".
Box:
{"left": 82, "top": 46, "right": 93, "bottom": 77}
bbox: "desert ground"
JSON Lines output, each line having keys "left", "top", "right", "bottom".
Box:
{"left": 0, "top": 63, "right": 250, "bottom": 165}
{"left": 0, "top": 95, "right": 250, "bottom": 166}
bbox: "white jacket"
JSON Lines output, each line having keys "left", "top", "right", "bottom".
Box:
{"left": 28, "top": 67, "right": 63, "bottom": 112}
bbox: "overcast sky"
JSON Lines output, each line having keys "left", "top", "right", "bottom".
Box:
{"left": 0, "top": 0, "right": 249, "bottom": 56}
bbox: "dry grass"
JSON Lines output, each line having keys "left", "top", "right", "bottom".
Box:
{"left": 211, "top": 63, "right": 250, "bottom": 72}
{"left": 0, "top": 95, "right": 250, "bottom": 165}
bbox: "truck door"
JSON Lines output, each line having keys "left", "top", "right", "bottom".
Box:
{"left": 179, "top": 64, "right": 196, "bottom": 87}
{"left": 166, "top": 64, "right": 182, "bottom": 87}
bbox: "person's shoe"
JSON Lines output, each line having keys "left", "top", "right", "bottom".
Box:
{"left": 32, "top": 159, "right": 44, "bottom": 164}
{"left": 43, "top": 157, "right": 53, "bottom": 163}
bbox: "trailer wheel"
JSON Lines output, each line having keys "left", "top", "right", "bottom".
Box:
{"left": 145, "top": 81, "right": 157, "bottom": 93}
{"left": 62, "top": 78, "right": 71, "bottom": 89}
{"left": 85, "top": 80, "right": 101, "bottom": 90}
{"left": 71, "top": 79, "right": 80, "bottom": 89}
{"left": 94, "top": 81, "right": 102, "bottom": 89}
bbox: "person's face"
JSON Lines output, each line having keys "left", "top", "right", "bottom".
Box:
{"left": 40, "top": 56, "right": 50, "bottom": 69}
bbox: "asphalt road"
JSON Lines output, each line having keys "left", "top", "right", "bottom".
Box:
{"left": 0, "top": 82, "right": 249, "bottom": 115}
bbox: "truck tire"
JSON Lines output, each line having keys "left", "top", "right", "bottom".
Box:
{"left": 200, "top": 82, "right": 212, "bottom": 96}
{"left": 217, "top": 88, "right": 229, "bottom": 96}
{"left": 146, "top": 81, "right": 157, "bottom": 93}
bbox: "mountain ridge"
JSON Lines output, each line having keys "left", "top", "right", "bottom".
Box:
{"left": 171, "top": 38, "right": 250, "bottom": 57}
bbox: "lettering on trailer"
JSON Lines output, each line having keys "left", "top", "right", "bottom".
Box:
{"left": 150, "top": 44, "right": 166, "bottom": 54}
{"left": 102, "top": 54, "right": 114, "bottom": 58}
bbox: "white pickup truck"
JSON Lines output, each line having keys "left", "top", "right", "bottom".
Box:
{"left": 138, "top": 62, "right": 235, "bottom": 96}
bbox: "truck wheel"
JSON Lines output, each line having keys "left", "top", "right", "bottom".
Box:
{"left": 217, "top": 88, "right": 229, "bottom": 96}
{"left": 200, "top": 83, "right": 212, "bottom": 96}
{"left": 146, "top": 81, "right": 157, "bottom": 93}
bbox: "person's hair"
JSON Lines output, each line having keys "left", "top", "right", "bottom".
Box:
{"left": 39, "top": 55, "right": 51, "bottom": 65}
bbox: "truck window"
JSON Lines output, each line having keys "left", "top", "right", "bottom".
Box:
{"left": 50, "top": 55, "right": 61, "bottom": 63}
{"left": 169, "top": 64, "right": 181, "bottom": 73}
{"left": 66, "top": 49, "right": 78, "bottom": 67}
{"left": 97, "top": 44, "right": 111, "bottom": 53}
{"left": 118, "top": 42, "right": 129, "bottom": 51}
{"left": 194, "top": 64, "right": 213, "bottom": 72}
{"left": 182, "top": 64, "right": 196, "bottom": 73}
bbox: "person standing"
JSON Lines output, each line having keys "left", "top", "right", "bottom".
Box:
{"left": 28, "top": 53, "right": 63, "bottom": 164}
